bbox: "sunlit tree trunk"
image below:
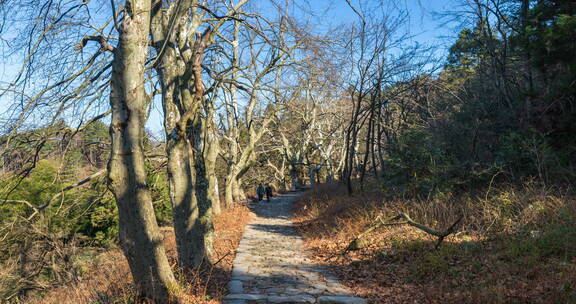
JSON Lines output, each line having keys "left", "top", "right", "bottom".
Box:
{"left": 107, "top": 0, "right": 179, "bottom": 300}
{"left": 151, "top": 7, "right": 215, "bottom": 267}
{"left": 187, "top": 117, "right": 215, "bottom": 266}
{"left": 205, "top": 116, "right": 221, "bottom": 215}
{"left": 233, "top": 177, "right": 246, "bottom": 201}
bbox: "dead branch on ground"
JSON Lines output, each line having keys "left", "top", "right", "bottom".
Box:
{"left": 330, "top": 213, "right": 463, "bottom": 260}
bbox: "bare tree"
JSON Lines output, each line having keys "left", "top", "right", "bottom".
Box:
{"left": 220, "top": 13, "right": 301, "bottom": 205}
{"left": 1, "top": 0, "right": 180, "bottom": 299}
{"left": 150, "top": 0, "right": 248, "bottom": 267}
{"left": 104, "top": 0, "right": 179, "bottom": 300}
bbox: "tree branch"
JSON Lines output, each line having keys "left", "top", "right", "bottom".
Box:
{"left": 74, "top": 35, "right": 114, "bottom": 52}
{"left": 175, "top": 27, "right": 213, "bottom": 137}
{"left": 27, "top": 169, "right": 106, "bottom": 220}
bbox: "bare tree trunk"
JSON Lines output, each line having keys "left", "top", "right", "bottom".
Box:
{"left": 178, "top": 27, "right": 216, "bottom": 267}
{"left": 233, "top": 177, "right": 246, "bottom": 201}
{"left": 224, "top": 20, "right": 241, "bottom": 207}
{"left": 187, "top": 118, "right": 215, "bottom": 266}
{"left": 151, "top": 11, "right": 215, "bottom": 266}
{"left": 309, "top": 164, "right": 321, "bottom": 186}
{"left": 225, "top": 167, "right": 247, "bottom": 204}
{"left": 205, "top": 100, "right": 221, "bottom": 215}
{"left": 206, "top": 139, "right": 220, "bottom": 215}
{"left": 224, "top": 175, "right": 245, "bottom": 205}
{"left": 359, "top": 103, "right": 375, "bottom": 190}
{"left": 344, "top": 100, "right": 360, "bottom": 195}
{"left": 289, "top": 161, "right": 299, "bottom": 190}
{"left": 309, "top": 167, "right": 316, "bottom": 186}
{"left": 152, "top": 20, "right": 198, "bottom": 269}
{"left": 107, "top": 0, "right": 179, "bottom": 300}
{"left": 224, "top": 175, "right": 235, "bottom": 206}
{"left": 224, "top": 157, "right": 240, "bottom": 205}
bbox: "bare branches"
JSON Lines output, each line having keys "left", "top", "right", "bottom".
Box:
{"left": 0, "top": 167, "right": 106, "bottom": 225}
{"left": 110, "top": 0, "right": 121, "bottom": 33}
{"left": 27, "top": 169, "right": 106, "bottom": 221}
{"left": 74, "top": 35, "right": 114, "bottom": 52}
{"left": 345, "top": 0, "right": 366, "bottom": 26}
{"left": 175, "top": 26, "right": 213, "bottom": 138}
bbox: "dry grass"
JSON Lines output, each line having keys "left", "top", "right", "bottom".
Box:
{"left": 293, "top": 181, "right": 576, "bottom": 304}
{"left": 25, "top": 204, "right": 252, "bottom": 304}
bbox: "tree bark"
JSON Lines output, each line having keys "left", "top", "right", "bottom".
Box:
{"left": 107, "top": 0, "right": 179, "bottom": 300}
{"left": 232, "top": 177, "right": 246, "bottom": 201}
{"left": 187, "top": 118, "right": 215, "bottom": 266}
{"left": 205, "top": 99, "right": 221, "bottom": 215}
{"left": 289, "top": 162, "right": 300, "bottom": 190}
{"left": 206, "top": 133, "right": 221, "bottom": 215}
{"left": 151, "top": 7, "right": 215, "bottom": 268}
{"left": 224, "top": 175, "right": 235, "bottom": 207}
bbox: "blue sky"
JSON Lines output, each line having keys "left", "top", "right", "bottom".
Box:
{"left": 293, "top": 0, "right": 458, "bottom": 51}
{"left": 0, "top": 0, "right": 462, "bottom": 137}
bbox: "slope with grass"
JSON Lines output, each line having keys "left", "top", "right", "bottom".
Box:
{"left": 293, "top": 182, "right": 576, "bottom": 303}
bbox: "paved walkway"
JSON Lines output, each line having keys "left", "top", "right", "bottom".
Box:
{"left": 224, "top": 191, "right": 366, "bottom": 304}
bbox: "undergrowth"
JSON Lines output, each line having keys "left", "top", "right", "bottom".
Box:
{"left": 22, "top": 204, "right": 252, "bottom": 304}
{"left": 293, "top": 181, "right": 576, "bottom": 304}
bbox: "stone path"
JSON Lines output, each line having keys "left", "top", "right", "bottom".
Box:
{"left": 224, "top": 191, "right": 366, "bottom": 304}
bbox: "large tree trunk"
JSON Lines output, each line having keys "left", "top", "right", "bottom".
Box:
{"left": 151, "top": 12, "right": 216, "bottom": 267}
{"left": 224, "top": 175, "right": 235, "bottom": 207}
{"left": 179, "top": 27, "right": 216, "bottom": 267}
{"left": 224, "top": 173, "right": 245, "bottom": 205}
{"left": 233, "top": 177, "right": 246, "bottom": 201}
{"left": 206, "top": 148, "right": 220, "bottom": 215}
{"left": 186, "top": 118, "right": 215, "bottom": 266}
{"left": 154, "top": 44, "right": 201, "bottom": 269}
{"left": 167, "top": 137, "right": 199, "bottom": 265}
{"left": 225, "top": 165, "right": 247, "bottom": 205}
{"left": 223, "top": 21, "right": 241, "bottom": 208}
{"left": 205, "top": 104, "right": 221, "bottom": 215}
{"left": 107, "top": 0, "right": 179, "bottom": 300}
{"left": 289, "top": 162, "right": 300, "bottom": 190}
{"left": 223, "top": 157, "right": 240, "bottom": 206}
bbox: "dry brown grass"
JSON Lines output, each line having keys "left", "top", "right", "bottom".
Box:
{"left": 25, "top": 204, "right": 252, "bottom": 304}
{"left": 293, "top": 181, "right": 576, "bottom": 304}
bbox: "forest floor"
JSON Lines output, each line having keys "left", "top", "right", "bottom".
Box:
{"left": 292, "top": 182, "right": 576, "bottom": 304}
{"left": 223, "top": 191, "right": 366, "bottom": 304}
{"left": 26, "top": 203, "right": 252, "bottom": 304}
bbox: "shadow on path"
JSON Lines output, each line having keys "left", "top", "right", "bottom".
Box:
{"left": 223, "top": 191, "right": 366, "bottom": 304}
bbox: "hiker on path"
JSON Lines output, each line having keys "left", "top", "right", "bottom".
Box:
{"left": 265, "top": 184, "right": 273, "bottom": 201}
{"left": 256, "top": 184, "right": 265, "bottom": 201}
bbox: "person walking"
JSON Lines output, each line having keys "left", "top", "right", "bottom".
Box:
{"left": 265, "top": 184, "right": 273, "bottom": 201}
{"left": 256, "top": 184, "right": 265, "bottom": 201}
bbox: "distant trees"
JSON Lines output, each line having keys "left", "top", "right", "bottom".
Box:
{"left": 259, "top": 0, "right": 576, "bottom": 197}
{"left": 333, "top": 0, "right": 576, "bottom": 196}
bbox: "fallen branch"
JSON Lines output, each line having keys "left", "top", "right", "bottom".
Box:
{"left": 212, "top": 251, "right": 232, "bottom": 266}
{"left": 338, "top": 212, "right": 463, "bottom": 257}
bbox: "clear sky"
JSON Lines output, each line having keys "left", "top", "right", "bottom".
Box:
{"left": 0, "top": 0, "right": 462, "bottom": 137}
{"left": 286, "top": 0, "right": 459, "bottom": 52}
